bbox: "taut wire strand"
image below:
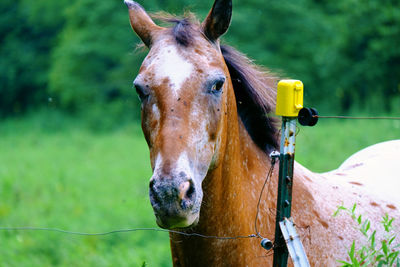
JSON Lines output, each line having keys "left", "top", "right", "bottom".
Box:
{"left": 314, "top": 115, "right": 400, "bottom": 120}
{"left": 0, "top": 159, "right": 279, "bottom": 241}
{"left": 0, "top": 226, "right": 256, "bottom": 240}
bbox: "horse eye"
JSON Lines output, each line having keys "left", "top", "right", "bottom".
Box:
{"left": 211, "top": 79, "right": 225, "bottom": 93}
{"left": 134, "top": 84, "right": 149, "bottom": 101}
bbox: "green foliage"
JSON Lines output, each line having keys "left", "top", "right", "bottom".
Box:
{"left": 223, "top": 0, "right": 400, "bottom": 113}
{"left": 1, "top": 0, "right": 399, "bottom": 118}
{"left": 48, "top": 0, "right": 143, "bottom": 118}
{"left": 334, "top": 204, "right": 400, "bottom": 266}
{"left": 0, "top": 0, "right": 68, "bottom": 116}
{"left": 312, "top": 0, "right": 400, "bottom": 112}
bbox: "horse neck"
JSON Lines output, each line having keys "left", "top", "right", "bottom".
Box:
{"left": 167, "top": 85, "right": 329, "bottom": 266}
{"left": 168, "top": 84, "right": 280, "bottom": 265}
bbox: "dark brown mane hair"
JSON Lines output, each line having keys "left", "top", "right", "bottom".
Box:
{"left": 220, "top": 45, "right": 279, "bottom": 152}
{"left": 152, "top": 12, "right": 198, "bottom": 46}
{"left": 152, "top": 15, "right": 280, "bottom": 152}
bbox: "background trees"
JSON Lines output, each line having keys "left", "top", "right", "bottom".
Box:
{"left": 1, "top": 0, "right": 399, "bottom": 119}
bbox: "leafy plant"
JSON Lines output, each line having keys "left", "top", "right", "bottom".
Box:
{"left": 334, "top": 204, "right": 400, "bottom": 266}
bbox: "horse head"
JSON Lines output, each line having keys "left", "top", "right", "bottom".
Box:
{"left": 125, "top": 0, "right": 233, "bottom": 229}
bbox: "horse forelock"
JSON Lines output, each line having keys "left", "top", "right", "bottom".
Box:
{"left": 151, "top": 12, "right": 199, "bottom": 47}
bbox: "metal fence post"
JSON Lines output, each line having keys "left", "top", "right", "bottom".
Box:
{"left": 272, "top": 80, "right": 307, "bottom": 267}
{"left": 273, "top": 116, "right": 297, "bottom": 266}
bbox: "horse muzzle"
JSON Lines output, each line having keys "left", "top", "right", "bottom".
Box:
{"left": 149, "top": 173, "right": 200, "bottom": 229}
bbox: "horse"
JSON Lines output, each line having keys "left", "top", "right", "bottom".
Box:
{"left": 123, "top": 0, "right": 400, "bottom": 265}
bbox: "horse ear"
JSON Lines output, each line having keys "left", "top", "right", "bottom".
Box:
{"left": 124, "top": 0, "right": 162, "bottom": 47}
{"left": 201, "top": 0, "right": 232, "bottom": 42}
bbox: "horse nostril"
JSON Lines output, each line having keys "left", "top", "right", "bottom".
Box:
{"left": 149, "top": 179, "right": 155, "bottom": 191}
{"left": 179, "top": 180, "right": 195, "bottom": 201}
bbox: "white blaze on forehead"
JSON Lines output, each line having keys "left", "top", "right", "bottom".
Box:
{"left": 150, "top": 45, "right": 194, "bottom": 95}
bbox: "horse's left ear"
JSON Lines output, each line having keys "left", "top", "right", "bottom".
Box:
{"left": 201, "top": 0, "right": 232, "bottom": 42}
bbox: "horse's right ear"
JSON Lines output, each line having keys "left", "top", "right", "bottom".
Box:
{"left": 124, "top": 0, "right": 162, "bottom": 47}
{"left": 202, "top": 0, "right": 232, "bottom": 42}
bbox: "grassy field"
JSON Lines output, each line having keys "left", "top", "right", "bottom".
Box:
{"left": 0, "top": 115, "right": 171, "bottom": 266}
{"left": 0, "top": 113, "right": 399, "bottom": 266}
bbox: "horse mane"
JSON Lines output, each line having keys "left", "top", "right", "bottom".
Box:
{"left": 220, "top": 45, "right": 279, "bottom": 152}
{"left": 153, "top": 15, "right": 280, "bottom": 153}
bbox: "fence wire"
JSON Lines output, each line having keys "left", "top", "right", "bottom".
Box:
{"left": 0, "top": 162, "right": 277, "bottom": 242}
{"left": 314, "top": 115, "right": 400, "bottom": 120}
{"left": 0, "top": 226, "right": 257, "bottom": 240}
{"left": 1, "top": 114, "right": 398, "bottom": 243}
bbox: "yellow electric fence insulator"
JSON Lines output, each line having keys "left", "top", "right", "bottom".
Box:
{"left": 275, "top": 80, "right": 304, "bottom": 117}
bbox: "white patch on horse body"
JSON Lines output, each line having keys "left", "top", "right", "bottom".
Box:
{"left": 151, "top": 45, "right": 193, "bottom": 95}
{"left": 327, "top": 140, "right": 400, "bottom": 203}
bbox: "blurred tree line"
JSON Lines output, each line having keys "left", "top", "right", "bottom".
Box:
{"left": 1, "top": 0, "right": 399, "bottom": 120}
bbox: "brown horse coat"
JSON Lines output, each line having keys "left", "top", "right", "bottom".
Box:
{"left": 124, "top": 0, "right": 400, "bottom": 265}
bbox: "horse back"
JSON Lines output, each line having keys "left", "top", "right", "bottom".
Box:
{"left": 324, "top": 140, "right": 400, "bottom": 204}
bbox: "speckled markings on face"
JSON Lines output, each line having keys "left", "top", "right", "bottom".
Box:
{"left": 149, "top": 45, "right": 194, "bottom": 96}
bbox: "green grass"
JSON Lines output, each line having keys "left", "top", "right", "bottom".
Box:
{"left": 0, "top": 115, "right": 171, "bottom": 267}
{"left": 0, "top": 113, "right": 399, "bottom": 266}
